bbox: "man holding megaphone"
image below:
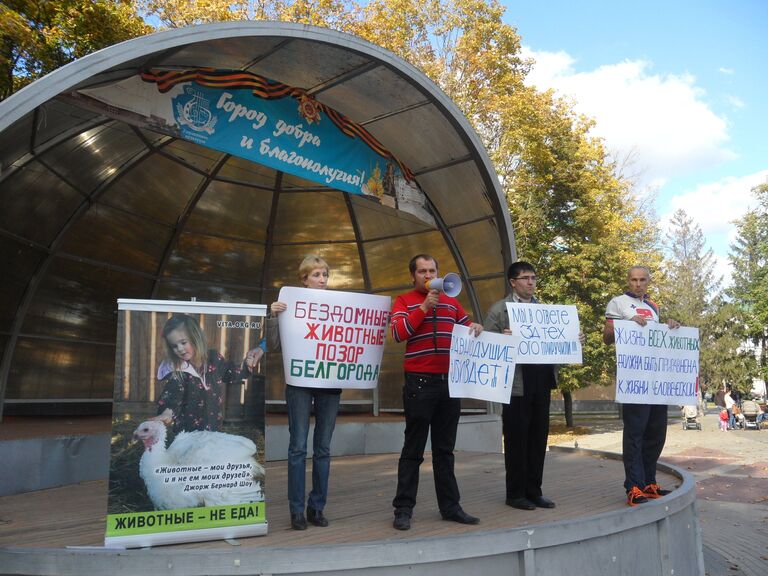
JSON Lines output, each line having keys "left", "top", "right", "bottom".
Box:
{"left": 390, "top": 254, "right": 483, "bottom": 531}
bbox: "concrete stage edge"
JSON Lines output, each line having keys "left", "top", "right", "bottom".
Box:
{"left": 0, "top": 418, "right": 704, "bottom": 576}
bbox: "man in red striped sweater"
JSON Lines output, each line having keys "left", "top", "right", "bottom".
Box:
{"left": 391, "top": 254, "right": 483, "bottom": 531}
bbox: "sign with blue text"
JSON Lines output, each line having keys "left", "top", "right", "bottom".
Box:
{"left": 276, "top": 287, "right": 391, "bottom": 389}
{"left": 505, "top": 303, "right": 582, "bottom": 364}
{"left": 76, "top": 69, "right": 435, "bottom": 226}
{"left": 613, "top": 320, "right": 699, "bottom": 405}
{"left": 448, "top": 325, "right": 517, "bottom": 403}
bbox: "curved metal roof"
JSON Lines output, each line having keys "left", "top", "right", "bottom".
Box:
{"left": 0, "top": 21, "right": 515, "bottom": 413}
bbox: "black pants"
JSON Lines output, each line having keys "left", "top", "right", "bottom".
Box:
{"left": 622, "top": 403, "right": 668, "bottom": 491}
{"left": 392, "top": 372, "right": 461, "bottom": 516}
{"left": 502, "top": 380, "right": 551, "bottom": 500}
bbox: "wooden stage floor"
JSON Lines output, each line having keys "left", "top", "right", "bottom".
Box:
{"left": 0, "top": 449, "right": 679, "bottom": 551}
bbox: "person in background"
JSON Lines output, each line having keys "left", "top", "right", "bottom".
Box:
{"left": 714, "top": 387, "right": 726, "bottom": 413}
{"left": 724, "top": 386, "right": 736, "bottom": 430}
{"left": 718, "top": 408, "right": 729, "bottom": 431}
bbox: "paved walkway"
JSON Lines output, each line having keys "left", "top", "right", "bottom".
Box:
{"left": 552, "top": 409, "right": 768, "bottom": 576}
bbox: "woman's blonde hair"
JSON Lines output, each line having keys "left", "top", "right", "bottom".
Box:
{"left": 162, "top": 314, "right": 208, "bottom": 371}
{"left": 298, "top": 254, "right": 329, "bottom": 285}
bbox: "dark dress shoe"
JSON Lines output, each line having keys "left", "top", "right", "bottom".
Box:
{"left": 442, "top": 509, "right": 480, "bottom": 525}
{"left": 506, "top": 497, "right": 536, "bottom": 510}
{"left": 290, "top": 512, "right": 307, "bottom": 530}
{"left": 306, "top": 506, "right": 329, "bottom": 527}
{"left": 393, "top": 513, "right": 411, "bottom": 531}
{"left": 530, "top": 496, "right": 555, "bottom": 509}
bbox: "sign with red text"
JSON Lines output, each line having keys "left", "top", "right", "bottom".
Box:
{"left": 276, "top": 287, "right": 391, "bottom": 389}
{"left": 448, "top": 325, "right": 517, "bottom": 403}
{"left": 613, "top": 320, "right": 699, "bottom": 405}
{"left": 505, "top": 303, "right": 582, "bottom": 364}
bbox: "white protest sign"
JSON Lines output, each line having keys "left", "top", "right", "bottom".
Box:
{"left": 505, "top": 303, "right": 582, "bottom": 364}
{"left": 448, "top": 324, "right": 517, "bottom": 403}
{"left": 613, "top": 320, "right": 699, "bottom": 405}
{"left": 277, "top": 287, "right": 391, "bottom": 389}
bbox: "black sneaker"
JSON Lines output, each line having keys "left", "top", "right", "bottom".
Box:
{"left": 627, "top": 487, "right": 649, "bottom": 506}
{"left": 643, "top": 484, "right": 672, "bottom": 498}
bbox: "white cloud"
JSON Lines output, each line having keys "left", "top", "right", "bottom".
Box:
{"left": 663, "top": 170, "right": 768, "bottom": 237}
{"left": 521, "top": 47, "right": 736, "bottom": 185}
{"left": 659, "top": 170, "right": 768, "bottom": 287}
{"left": 718, "top": 67, "right": 735, "bottom": 75}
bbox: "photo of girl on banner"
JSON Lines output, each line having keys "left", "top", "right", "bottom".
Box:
{"left": 106, "top": 300, "right": 268, "bottom": 548}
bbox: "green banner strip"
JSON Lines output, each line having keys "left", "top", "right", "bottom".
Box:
{"left": 106, "top": 502, "right": 266, "bottom": 537}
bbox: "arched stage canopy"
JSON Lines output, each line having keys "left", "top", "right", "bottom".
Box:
{"left": 0, "top": 22, "right": 515, "bottom": 416}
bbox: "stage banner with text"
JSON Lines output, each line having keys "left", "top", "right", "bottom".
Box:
{"left": 74, "top": 70, "right": 435, "bottom": 227}
{"left": 505, "top": 303, "right": 582, "bottom": 364}
{"left": 276, "top": 287, "right": 391, "bottom": 389}
{"left": 613, "top": 320, "right": 699, "bottom": 405}
{"left": 448, "top": 324, "right": 517, "bottom": 403}
{"left": 106, "top": 299, "right": 268, "bottom": 548}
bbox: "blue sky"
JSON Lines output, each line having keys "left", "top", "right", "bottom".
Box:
{"left": 501, "top": 0, "right": 768, "bottom": 278}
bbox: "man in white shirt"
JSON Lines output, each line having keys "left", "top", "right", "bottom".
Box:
{"left": 603, "top": 266, "right": 680, "bottom": 506}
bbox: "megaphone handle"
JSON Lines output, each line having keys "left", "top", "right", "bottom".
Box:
{"left": 431, "top": 306, "right": 438, "bottom": 350}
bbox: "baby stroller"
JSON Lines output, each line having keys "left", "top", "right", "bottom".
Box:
{"left": 681, "top": 405, "right": 701, "bottom": 430}
{"left": 740, "top": 400, "right": 761, "bottom": 430}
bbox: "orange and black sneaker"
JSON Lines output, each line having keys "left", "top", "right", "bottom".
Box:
{"left": 627, "top": 486, "right": 649, "bottom": 506}
{"left": 643, "top": 484, "right": 671, "bottom": 498}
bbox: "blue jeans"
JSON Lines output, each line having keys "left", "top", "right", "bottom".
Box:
{"left": 285, "top": 385, "right": 340, "bottom": 515}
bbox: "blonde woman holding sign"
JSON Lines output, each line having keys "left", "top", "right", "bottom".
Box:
{"left": 268, "top": 255, "right": 340, "bottom": 531}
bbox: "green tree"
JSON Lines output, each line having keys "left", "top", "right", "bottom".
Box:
{"left": 0, "top": 0, "right": 149, "bottom": 99}
{"left": 660, "top": 208, "right": 719, "bottom": 326}
{"left": 728, "top": 181, "right": 768, "bottom": 388}
{"left": 656, "top": 208, "right": 754, "bottom": 395}
{"left": 698, "top": 296, "right": 755, "bottom": 396}
{"left": 138, "top": 0, "right": 248, "bottom": 27}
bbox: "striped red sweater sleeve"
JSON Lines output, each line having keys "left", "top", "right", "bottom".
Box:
{"left": 391, "top": 289, "right": 471, "bottom": 374}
